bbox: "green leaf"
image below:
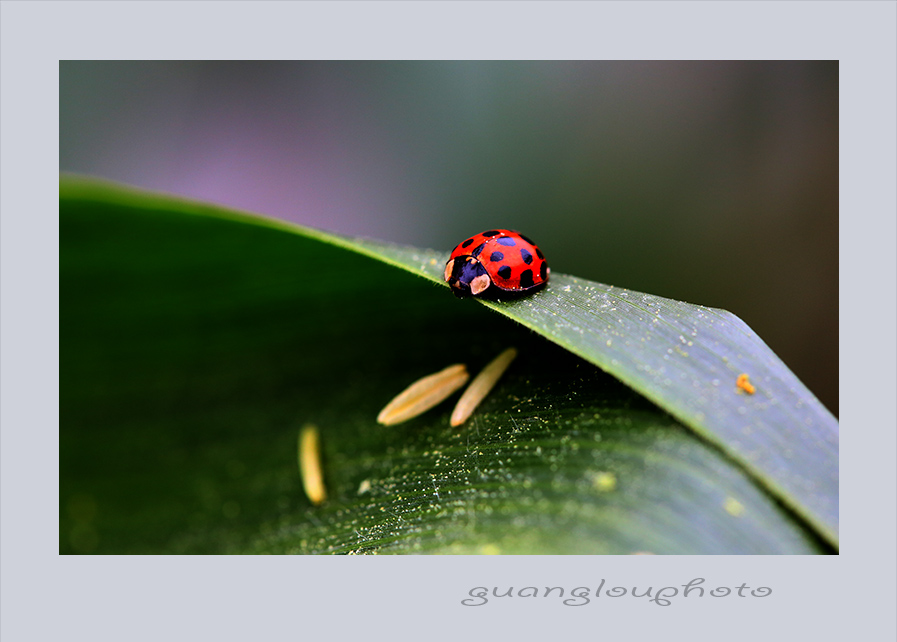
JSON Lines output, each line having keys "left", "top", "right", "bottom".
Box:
{"left": 60, "top": 175, "right": 837, "bottom": 554}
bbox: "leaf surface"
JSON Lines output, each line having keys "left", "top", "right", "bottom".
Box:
{"left": 59, "top": 176, "right": 836, "bottom": 554}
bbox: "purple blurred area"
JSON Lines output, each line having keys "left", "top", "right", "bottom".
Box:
{"left": 60, "top": 61, "right": 838, "bottom": 415}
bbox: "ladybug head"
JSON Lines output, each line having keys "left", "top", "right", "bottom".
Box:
{"left": 444, "top": 256, "right": 491, "bottom": 298}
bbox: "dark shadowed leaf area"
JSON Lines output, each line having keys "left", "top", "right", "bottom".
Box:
{"left": 60, "top": 176, "right": 837, "bottom": 554}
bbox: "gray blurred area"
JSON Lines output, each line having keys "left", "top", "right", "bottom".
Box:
{"left": 60, "top": 61, "right": 838, "bottom": 415}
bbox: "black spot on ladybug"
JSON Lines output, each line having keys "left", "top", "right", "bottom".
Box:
{"left": 482, "top": 230, "right": 501, "bottom": 237}
{"left": 471, "top": 243, "right": 487, "bottom": 258}
{"left": 496, "top": 237, "right": 517, "bottom": 247}
{"left": 520, "top": 248, "right": 533, "bottom": 265}
{"left": 461, "top": 238, "right": 475, "bottom": 248}
{"left": 535, "top": 247, "right": 544, "bottom": 260}
{"left": 539, "top": 261, "right": 548, "bottom": 280}
{"left": 497, "top": 265, "right": 512, "bottom": 280}
{"left": 519, "top": 269, "right": 534, "bottom": 289}
{"left": 490, "top": 251, "right": 504, "bottom": 262}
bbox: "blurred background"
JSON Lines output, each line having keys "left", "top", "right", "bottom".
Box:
{"left": 59, "top": 61, "right": 838, "bottom": 416}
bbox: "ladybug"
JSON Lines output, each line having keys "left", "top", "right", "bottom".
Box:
{"left": 444, "top": 229, "right": 549, "bottom": 298}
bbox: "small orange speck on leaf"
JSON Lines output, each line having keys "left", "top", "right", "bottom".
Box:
{"left": 736, "top": 373, "right": 756, "bottom": 395}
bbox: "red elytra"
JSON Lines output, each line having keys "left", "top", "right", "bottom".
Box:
{"left": 444, "top": 229, "right": 549, "bottom": 297}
